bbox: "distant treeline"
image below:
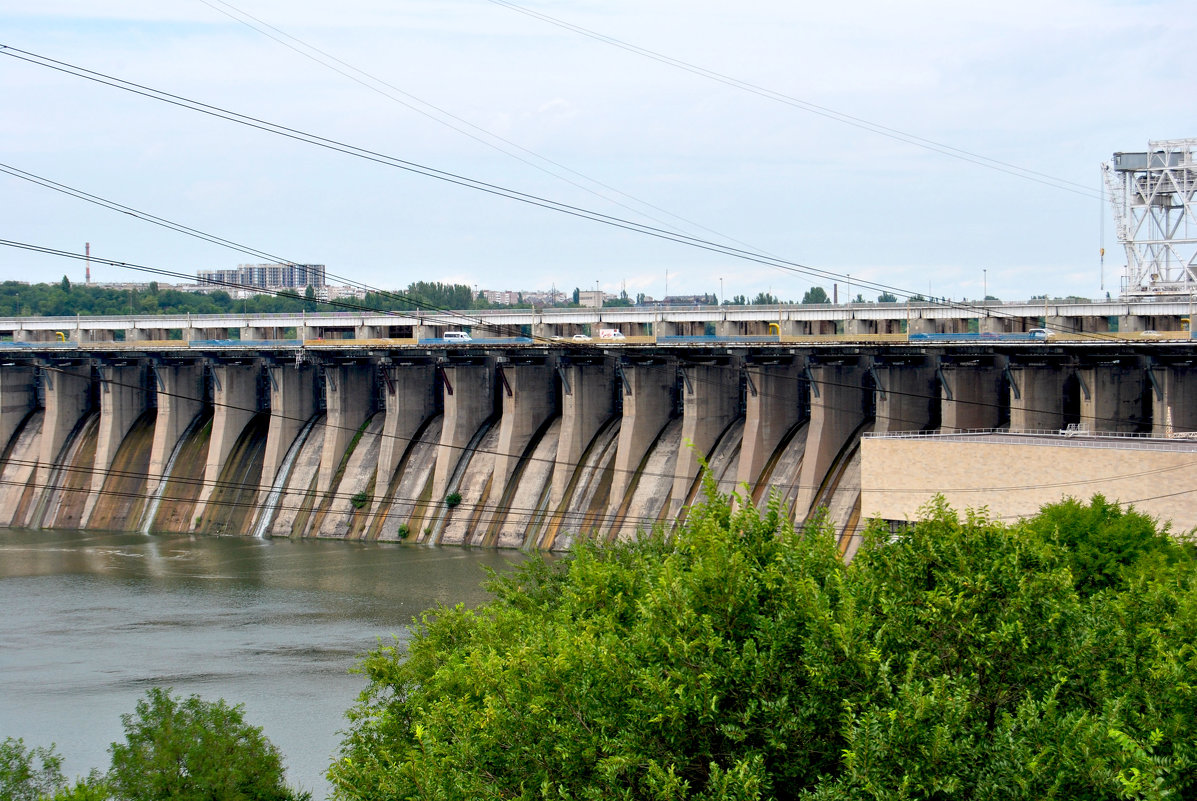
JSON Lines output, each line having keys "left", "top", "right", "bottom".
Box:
{"left": 0, "top": 278, "right": 507, "bottom": 317}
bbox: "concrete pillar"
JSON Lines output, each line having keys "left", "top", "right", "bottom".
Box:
{"left": 1079, "top": 361, "right": 1148, "bottom": 433}
{"left": 794, "top": 361, "right": 867, "bottom": 517}
{"left": 551, "top": 361, "right": 616, "bottom": 507}
{"left": 433, "top": 361, "right": 495, "bottom": 500}
{"left": 608, "top": 360, "right": 676, "bottom": 509}
{"left": 0, "top": 366, "right": 36, "bottom": 454}
{"left": 1119, "top": 315, "right": 1146, "bottom": 333}
{"left": 736, "top": 359, "right": 803, "bottom": 490}
{"left": 654, "top": 319, "right": 680, "bottom": 338}
{"left": 845, "top": 318, "right": 875, "bottom": 335}
{"left": 82, "top": 364, "right": 147, "bottom": 522}
{"left": 192, "top": 363, "right": 259, "bottom": 521}
{"left": 873, "top": 360, "right": 937, "bottom": 433}
{"left": 908, "top": 318, "right": 935, "bottom": 334}
{"left": 259, "top": 363, "right": 318, "bottom": 495}
{"left": 1008, "top": 365, "right": 1066, "bottom": 431}
{"left": 670, "top": 361, "right": 741, "bottom": 515}
{"left": 36, "top": 364, "right": 92, "bottom": 492}
{"left": 493, "top": 361, "right": 558, "bottom": 499}
{"left": 375, "top": 363, "right": 438, "bottom": 495}
{"left": 979, "top": 316, "right": 1008, "bottom": 334}
{"left": 939, "top": 360, "right": 1005, "bottom": 431}
{"left": 318, "top": 364, "right": 376, "bottom": 494}
{"left": 1153, "top": 365, "right": 1197, "bottom": 437}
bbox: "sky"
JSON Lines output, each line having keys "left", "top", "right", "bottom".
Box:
{"left": 1, "top": 0, "right": 1194, "bottom": 305}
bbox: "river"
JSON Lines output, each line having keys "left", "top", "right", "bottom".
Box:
{"left": 0, "top": 528, "right": 529, "bottom": 799}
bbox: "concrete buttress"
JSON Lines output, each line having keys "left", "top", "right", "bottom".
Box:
{"left": 794, "top": 361, "right": 868, "bottom": 517}
{"left": 607, "top": 359, "right": 676, "bottom": 513}
{"left": 375, "top": 363, "right": 437, "bottom": 500}
{"left": 0, "top": 366, "right": 36, "bottom": 453}
{"left": 492, "top": 360, "right": 558, "bottom": 501}
{"left": 1080, "top": 359, "right": 1148, "bottom": 433}
{"left": 873, "top": 358, "right": 938, "bottom": 433}
{"left": 433, "top": 361, "right": 495, "bottom": 501}
{"left": 317, "top": 365, "right": 376, "bottom": 495}
{"left": 1008, "top": 363, "right": 1066, "bottom": 431}
{"left": 939, "top": 358, "right": 1006, "bottom": 431}
{"left": 551, "top": 361, "right": 616, "bottom": 508}
{"left": 260, "top": 363, "right": 318, "bottom": 496}
{"left": 83, "top": 364, "right": 148, "bottom": 523}
{"left": 736, "top": 358, "right": 803, "bottom": 491}
{"left": 36, "top": 364, "right": 92, "bottom": 494}
{"left": 192, "top": 363, "right": 259, "bottom": 525}
{"left": 1153, "top": 364, "right": 1197, "bottom": 437}
{"left": 670, "top": 361, "right": 740, "bottom": 517}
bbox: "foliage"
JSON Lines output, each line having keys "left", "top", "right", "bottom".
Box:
{"left": 330, "top": 489, "right": 1197, "bottom": 801}
{"left": 877, "top": 292, "right": 898, "bottom": 303}
{"left": 802, "top": 286, "right": 830, "bottom": 304}
{"left": 444, "top": 491, "right": 462, "bottom": 508}
{"left": 108, "top": 687, "right": 307, "bottom": 801}
{"left": 350, "top": 491, "right": 370, "bottom": 510}
{"left": 1, "top": 737, "right": 66, "bottom": 801}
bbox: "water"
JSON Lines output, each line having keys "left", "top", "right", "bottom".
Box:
{"left": 0, "top": 529, "right": 527, "bottom": 799}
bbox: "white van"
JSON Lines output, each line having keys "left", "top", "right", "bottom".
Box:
{"left": 598, "top": 329, "right": 626, "bottom": 340}
{"left": 443, "top": 331, "right": 472, "bottom": 341}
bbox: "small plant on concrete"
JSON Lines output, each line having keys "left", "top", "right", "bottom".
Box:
{"left": 397, "top": 524, "right": 410, "bottom": 539}
{"left": 350, "top": 490, "right": 370, "bottom": 510}
{"left": 445, "top": 491, "right": 462, "bottom": 508}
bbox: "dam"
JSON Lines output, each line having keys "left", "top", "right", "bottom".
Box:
{"left": 0, "top": 308, "right": 1194, "bottom": 551}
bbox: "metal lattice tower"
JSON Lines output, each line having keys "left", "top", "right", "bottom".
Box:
{"left": 1103, "top": 138, "right": 1197, "bottom": 297}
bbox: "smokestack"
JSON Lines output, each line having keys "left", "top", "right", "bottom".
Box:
{"left": 85, "top": 242, "right": 91, "bottom": 284}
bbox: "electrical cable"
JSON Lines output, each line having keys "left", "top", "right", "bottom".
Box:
{"left": 483, "top": 0, "right": 1102, "bottom": 200}
{"left": 0, "top": 44, "right": 1118, "bottom": 338}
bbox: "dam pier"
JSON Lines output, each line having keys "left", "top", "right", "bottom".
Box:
{"left": 1, "top": 304, "right": 1196, "bottom": 550}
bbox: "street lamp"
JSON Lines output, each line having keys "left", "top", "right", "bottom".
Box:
{"left": 720, "top": 277, "right": 724, "bottom": 306}
{"left": 983, "top": 268, "right": 987, "bottom": 302}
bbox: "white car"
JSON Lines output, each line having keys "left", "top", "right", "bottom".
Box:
{"left": 571, "top": 334, "right": 592, "bottom": 341}
{"left": 1028, "top": 328, "right": 1054, "bottom": 340}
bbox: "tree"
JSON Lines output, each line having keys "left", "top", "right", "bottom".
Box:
{"left": 572, "top": 287, "right": 580, "bottom": 305}
{"left": 330, "top": 488, "right": 1197, "bottom": 801}
{"left": 877, "top": 291, "right": 898, "bottom": 302}
{"left": 1, "top": 737, "right": 66, "bottom": 801}
{"left": 109, "top": 688, "right": 307, "bottom": 801}
{"left": 801, "top": 286, "right": 829, "bottom": 304}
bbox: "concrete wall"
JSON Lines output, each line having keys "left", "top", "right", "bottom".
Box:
{"left": 794, "top": 361, "right": 868, "bottom": 516}
{"left": 433, "top": 361, "right": 495, "bottom": 500}
{"left": 552, "top": 361, "right": 616, "bottom": 507}
{"left": 0, "top": 367, "right": 36, "bottom": 454}
{"left": 862, "top": 436, "right": 1197, "bottom": 531}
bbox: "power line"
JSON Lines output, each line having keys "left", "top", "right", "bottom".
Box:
{"left": 0, "top": 44, "right": 1110, "bottom": 337}
{"left": 483, "top": 0, "right": 1102, "bottom": 200}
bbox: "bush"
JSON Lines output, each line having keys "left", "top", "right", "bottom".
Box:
{"left": 396, "top": 524, "right": 410, "bottom": 539}
{"left": 109, "top": 688, "right": 308, "bottom": 801}
{"left": 349, "top": 490, "right": 369, "bottom": 510}
{"left": 444, "top": 491, "right": 462, "bottom": 508}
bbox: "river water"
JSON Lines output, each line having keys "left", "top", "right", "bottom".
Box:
{"left": 0, "top": 528, "right": 528, "bottom": 799}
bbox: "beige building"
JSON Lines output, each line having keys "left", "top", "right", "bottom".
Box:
{"left": 861, "top": 431, "right": 1197, "bottom": 533}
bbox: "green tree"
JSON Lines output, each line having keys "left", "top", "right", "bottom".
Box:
{"left": 801, "top": 286, "right": 830, "bottom": 304}
{"left": 1, "top": 737, "right": 66, "bottom": 801}
{"left": 331, "top": 489, "right": 1197, "bottom": 801}
{"left": 109, "top": 688, "right": 307, "bottom": 801}
{"left": 877, "top": 291, "right": 898, "bottom": 302}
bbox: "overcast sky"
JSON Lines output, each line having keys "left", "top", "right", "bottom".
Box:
{"left": 2, "top": 0, "right": 1194, "bottom": 304}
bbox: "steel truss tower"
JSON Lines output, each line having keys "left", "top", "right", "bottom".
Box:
{"left": 1103, "top": 138, "right": 1197, "bottom": 297}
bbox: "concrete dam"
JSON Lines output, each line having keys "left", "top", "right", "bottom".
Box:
{"left": 0, "top": 330, "right": 1190, "bottom": 552}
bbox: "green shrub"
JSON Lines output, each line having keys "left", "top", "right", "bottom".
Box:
{"left": 350, "top": 490, "right": 369, "bottom": 510}
{"left": 396, "top": 524, "right": 410, "bottom": 539}
{"left": 444, "top": 491, "right": 462, "bottom": 508}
